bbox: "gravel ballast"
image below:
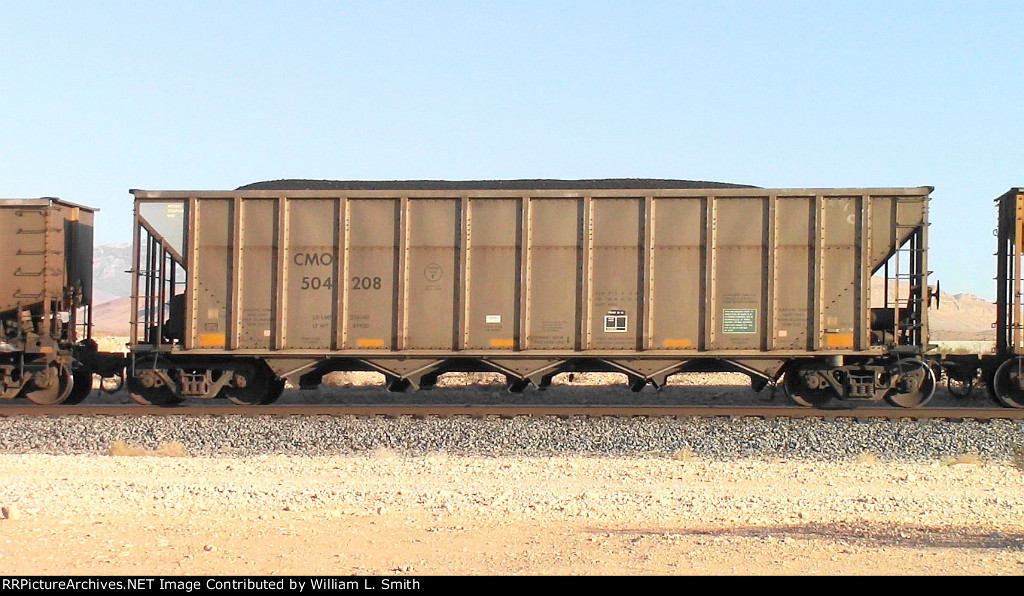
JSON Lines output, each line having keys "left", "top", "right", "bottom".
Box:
{"left": 0, "top": 414, "right": 1021, "bottom": 462}
{"left": 1, "top": 373, "right": 1018, "bottom": 462}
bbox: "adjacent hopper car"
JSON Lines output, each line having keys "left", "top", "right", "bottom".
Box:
{"left": 982, "top": 187, "right": 1024, "bottom": 407}
{"left": 0, "top": 198, "right": 122, "bottom": 404}
{"left": 2, "top": 181, "right": 1022, "bottom": 408}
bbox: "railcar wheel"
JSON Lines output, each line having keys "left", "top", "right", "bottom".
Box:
{"left": 992, "top": 357, "right": 1024, "bottom": 408}
{"left": 24, "top": 364, "right": 73, "bottom": 405}
{"left": 62, "top": 368, "right": 95, "bottom": 405}
{"left": 227, "top": 368, "right": 286, "bottom": 406}
{"left": 127, "top": 373, "right": 183, "bottom": 406}
{"left": 783, "top": 364, "right": 832, "bottom": 408}
{"left": 884, "top": 359, "right": 936, "bottom": 408}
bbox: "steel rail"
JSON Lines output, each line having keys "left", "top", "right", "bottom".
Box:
{"left": 0, "top": 404, "right": 1022, "bottom": 420}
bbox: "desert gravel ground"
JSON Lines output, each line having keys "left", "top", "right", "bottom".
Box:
{"left": 1, "top": 452, "right": 1024, "bottom": 576}
{"left": 2, "top": 366, "right": 1024, "bottom": 575}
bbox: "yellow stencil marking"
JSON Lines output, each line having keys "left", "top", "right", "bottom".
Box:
{"left": 824, "top": 333, "right": 854, "bottom": 348}
{"left": 198, "top": 333, "right": 226, "bottom": 348}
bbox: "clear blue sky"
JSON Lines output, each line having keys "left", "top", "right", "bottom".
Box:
{"left": 2, "top": 1, "right": 1021, "bottom": 300}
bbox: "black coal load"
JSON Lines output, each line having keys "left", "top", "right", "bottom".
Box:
{"left": 237, "top": 178, "right": 756, "bottom": 191}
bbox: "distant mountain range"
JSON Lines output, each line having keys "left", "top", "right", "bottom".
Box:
{"left": 85, "top": 243, "right": 999, "bottom": 340}
{"left": 869, "top": 277, "right": 994, "bottom": 341}
{"left": 91, "top": 242, "right": 132, "bottom": 303}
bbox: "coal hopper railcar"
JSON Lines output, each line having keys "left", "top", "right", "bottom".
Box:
{"left": 0, "top": 197, "right": 122, "bottom": 404}
{"left": 126, "top": 180, "right": 936, "bottom": 407}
